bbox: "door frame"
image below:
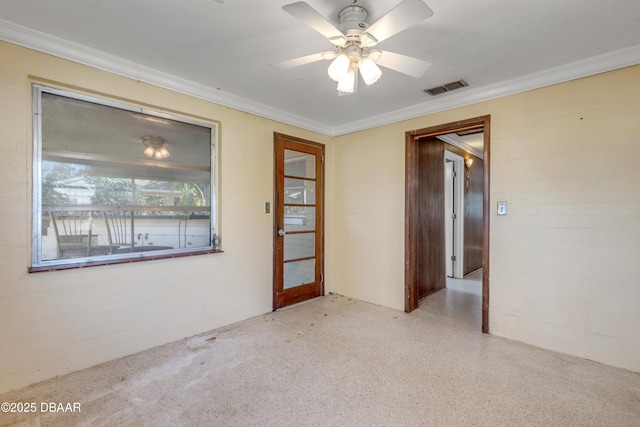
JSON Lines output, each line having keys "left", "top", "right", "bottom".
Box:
{"left": 273, "top": 132, "right": 325, "bottom": 310}
{"left": 404, "top": 116, "right": 490, "bottom": 333}
{"left": 444, "top": 150, "right": 465, "bottom": 279}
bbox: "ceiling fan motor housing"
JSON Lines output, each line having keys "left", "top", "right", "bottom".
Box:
{"left": 338, "top": 5, "right": 368, "bottom": 42}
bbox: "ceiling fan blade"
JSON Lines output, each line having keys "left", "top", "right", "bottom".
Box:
{"left": 361, "top": 0, "right": 433, "bottom": 47}
{"left": 272, "top": 52, "right": 335, "bottom": 70}
{"left": 282, "top": 2, "right": 347, "bottom": 47}
{"left": 375, "top": 50, "right": 432, "bottom": 78}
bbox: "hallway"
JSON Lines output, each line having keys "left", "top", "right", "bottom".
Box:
{"left": 418, "top": 269, "right": 482, "bottom": 327}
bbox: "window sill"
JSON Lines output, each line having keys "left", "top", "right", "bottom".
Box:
{"left": 28, "top": 248, "right": 224, "bottom": 273}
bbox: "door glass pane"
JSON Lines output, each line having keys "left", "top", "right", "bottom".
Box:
{"left": 284, "top": 233, "right": 315, "bottom": 261}
{"left": 284, "top": 207, "right": 316, "bottom": 232}
{"left": 284, "top": 178, "right": 316, "bottom": 205}
{"left": 285, "top": 150, "right": 315, "bottom": 179}
{"left": 284, "top": 259, "right": 315, "bottom": 289}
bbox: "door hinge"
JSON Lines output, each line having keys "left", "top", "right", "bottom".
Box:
{"left": 451, "top": 213, "right": 456, "bottom": 220}
{"left": 321, "top": 273, "right": 324, "bottom": 284}
{"left": 451, "top": 255, "right": 456, "bottom": 261}
{"left": 452, "top": 170, "right": 457, "bottom": 178}
{"left": 322, "top": 154, "right": 325, "bottom": 164}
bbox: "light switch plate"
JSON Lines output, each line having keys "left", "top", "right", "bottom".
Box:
{"left": 497, "top": 201, "right": 507, "bottom": 216}
{"left": 264, "top": 202, "right": 270, "bottom": 213}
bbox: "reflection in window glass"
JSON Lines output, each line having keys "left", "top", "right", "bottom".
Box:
{"left": 284, "top": 150, "right": 315, "bottom": 179}
{"left": 33, "top": 86, "right": 219, "bottom": 268}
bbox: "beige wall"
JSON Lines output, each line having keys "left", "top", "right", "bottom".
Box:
{"left": 0, "top": 41, "right": 332, "bottom": 393}
{"left": 1, "top": 39, "right": 639, "bottom": 393}
{"left": 332, "top": 64, "right": 640, "bottom": 372}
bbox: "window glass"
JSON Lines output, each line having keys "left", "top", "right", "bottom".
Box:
{"left": 32, "top": 86, "right": 219, "bottom": 268}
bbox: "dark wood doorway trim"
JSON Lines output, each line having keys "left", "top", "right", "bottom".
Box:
{"left": 405, "top": 115, "right": 491, "bottom": 333}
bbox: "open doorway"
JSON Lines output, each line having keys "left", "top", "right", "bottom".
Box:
{"left": 404, "top": 116, "right": 490, "bottom": 333}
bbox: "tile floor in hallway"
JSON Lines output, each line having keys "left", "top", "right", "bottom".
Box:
{"left": 418, "top": 269, "right": 483, "bottom": 327}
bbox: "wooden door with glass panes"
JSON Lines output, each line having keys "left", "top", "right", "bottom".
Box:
{"left": 273, "top": 133, "right": 324, "bottom": 309}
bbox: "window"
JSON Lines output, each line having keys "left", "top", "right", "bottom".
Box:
{"left": 31, "top": 85, "right": 219, "bottom": 271}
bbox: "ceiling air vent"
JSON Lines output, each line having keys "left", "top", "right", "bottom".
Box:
{"left": 424, "top": 79, "right": 468, "bottom": 96}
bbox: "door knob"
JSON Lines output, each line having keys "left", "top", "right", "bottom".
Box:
{"left": 278, "top": 229, "right": 286, "bottom": 237}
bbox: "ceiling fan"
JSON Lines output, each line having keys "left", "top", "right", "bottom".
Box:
{"left": 275, "top": 0, "right": 434, "bottom": 94}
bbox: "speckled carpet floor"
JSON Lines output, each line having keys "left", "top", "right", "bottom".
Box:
{"left": 1, "top": 290, "right": 639, "bottom": 426}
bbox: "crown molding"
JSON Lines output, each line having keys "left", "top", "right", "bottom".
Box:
{"left": 331, "top": 45, "right": 640, "bottom": 136}
{"left": 2, "top": 18, "right": 639, "bottom": 138}
{"left": 0, "top": 19, "right": 332, "bottom": 135}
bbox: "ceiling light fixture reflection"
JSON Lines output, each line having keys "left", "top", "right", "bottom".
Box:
{"left": 142, "top": 136, "right": 170, "bottom": 160}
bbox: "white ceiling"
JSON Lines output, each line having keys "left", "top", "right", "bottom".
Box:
{"left": 1, "top": 0, "right": 639, "bottom": 136}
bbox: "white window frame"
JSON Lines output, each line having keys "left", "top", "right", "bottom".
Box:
{"left": 30, "top": 84, "right": 220, "bottom": 271}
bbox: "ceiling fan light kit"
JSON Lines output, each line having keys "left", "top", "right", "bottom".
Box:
{"left": 281, "top": 0, "right": 433, "bottom": 94}
{"left": 327, "top": 53, "right": 350, "bottom": 81}
{"left": 337, "top": 66, "right": 357, "bottom": 93}
{"left": 358, "top": 57, "right": 382, "bottom": 85}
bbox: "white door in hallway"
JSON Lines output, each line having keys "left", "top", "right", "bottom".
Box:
{"left": 444, "top": 150, "right": 464, "bottom": 279}
{"left": 445, "top": 159, "right": 455, "bottom": 277}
